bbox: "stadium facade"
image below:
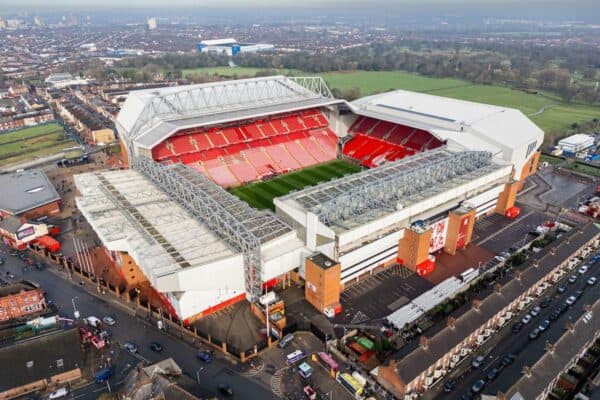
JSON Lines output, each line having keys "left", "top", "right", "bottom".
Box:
{"left": 75, "top": 76, "right": 543, "bottom": 323}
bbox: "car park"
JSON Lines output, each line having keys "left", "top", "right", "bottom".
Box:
{"left": 150, "top": 342, "right": 163, "bottom": 352}
{"left": 538, "top": 319, "right": 550, "bottom": 331}
{"left": 566, "top": 296, "right": 577, "bottom": 306}
{"left": 568, "top": 275, "right": 578, "bottom": 284}
{"left": 578, "top": 265, "right": 589, "bottom": 274}
{"left": 529, "top": 328, "right": 541, "bottom": 340}
{"left": 530, "top": 306, "right": 542, "bottom": 317}
{"left": 557, "top": 285, "right": 567, "bottom": 293}
{"left": 486, "top": 368, "right": 499, "bottom": 381}
{"left": 587, "top": 277, "right": 597, "bottom": 286}
{"left": 123, "top": 342, "right": 138, "bottom": 353}
{"left": 521, "top": 314, "right": 532, "bottom": 324}
{"left": 471, "top": 355, "right": 485, "bottom": 368}
{"left": 443, "top": 379, "right": 457, "bottom": 392}
{"left": 472, "top": 379, "right": 486, "bottom": 394}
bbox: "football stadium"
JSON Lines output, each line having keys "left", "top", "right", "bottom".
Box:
{"left": 74, "top": 75, "right": 543, "bottom": 324}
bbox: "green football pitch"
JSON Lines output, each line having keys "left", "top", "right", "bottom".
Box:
{"left": 230, "top": 159, "right": 362, "bottom": 210}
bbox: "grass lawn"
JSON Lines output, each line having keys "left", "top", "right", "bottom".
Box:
{"left": 0, "top": 123, "right": 77, "bottom": 166}
{"left": 567, "top": 162, "right": 600, "bottom": 178}
{"left": 320, "top": 70, "right": 600, "bottom": 140}
{"left": 181, "top": 66, "right": 296, "bottom": 78}
{"left": 540, "top": 154, "right": 565, "bottom": 165}
{"left": 230, "top": 159, "right": 361, "bottom": 210}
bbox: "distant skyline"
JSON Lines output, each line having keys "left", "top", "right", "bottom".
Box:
{"left": 2, "top": 0, "right": 600, "bottom": 8}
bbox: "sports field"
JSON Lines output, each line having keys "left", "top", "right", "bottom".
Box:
{"left": 181, "top": 66, "right": 296, "bottom": 78}
{"left": 0, "top": 123, "right": 78, "bottom": 166}
{"left": 230, "top": 159, "right": 362, "bottom": 210}
{"left": 321, "top": 70, "right": 600, "bottom": 142}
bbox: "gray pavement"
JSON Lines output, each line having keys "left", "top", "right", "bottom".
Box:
{"left": 0, "top": 246, "right": 278, "bottom": 400}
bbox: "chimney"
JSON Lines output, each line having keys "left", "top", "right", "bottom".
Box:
{"left": 472, "top": 299, "right": 481, "bottom": 311}
{"left": 565, "top": 322, "right": 575, "bottom": 332}
{"left": 545, "top": 342, "right": 555, "bottom": 353}
{"left": 494, "top": 283, "right": 502, "bottom": 293}
{"left": 447, "top": 316, "right": 456, "bottom": 329}
{"left": 522, "top": 366, "right": 532, "bottom": 377}
{"left": 419, "top": 335, "right": 429, "bottom": 350}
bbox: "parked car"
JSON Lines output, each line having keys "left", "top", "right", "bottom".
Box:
{"left": 471, "top": 379, "right": 486, "bottom": 394}
{"left": 443, "top": 379, "right": 457, "bottom": 392}
{"left": 549, "top": 309, "right": 561, "bottom": 321}
{"left": 501, "top": 354, "right": 516, "bottom": 368}
{"left": 95, "top": 367, "right": 114, "bottom": 383}
{"left": 123, "top": 342, "right": 138, "bottom": 353}
{"left": 529, "top": 328, "right": 541, "bottom": 340}
{"left": 578, "top": 265, "right": 589, "bottom": 274}
{"left": 150, "top": 342, "right": 163, "bottom": 352}
{"left": 557, "top": 285, "right": 567, "bottom": 293}
{"left": 521, "top": 314, "right": 533, "bottom": 324}
{"left": 512, "top": 322, "right": 523, "bottom": 333}
{"left": 471, "top": 355, "right": 485, "bottom": 369}
{"left": 494, "top": 255, "right": 507, "bottom": 262}
{"left": 486, "top": 368, "right": 499, "bottom": 381}
{"left": 218, "top": 383, "right": 233, "bottom": 396}
{"left": 530, "top": 306, "right": 542, "bottom": 317}
{"left": 566, "top": 296, "right": 577, "bottom": 306}
{"left": 278, "top": 333, "right": 294, "bottom": 349}
{"left": 538, "top": 319, "right": 550, "bottom": 332}
{"left": 34, "top": 262, "right": 46, "bottom": 270}
{"left": 568, "top": 275, "right": 578, "bottom": 284}
{"left": 574, "top": 290, "right": 583, "bottom": 299}
{"left": 48, "top": 388, "right": 69, "bottom": 399}
{"left": 197, "top": 351, "right": 213, "bottom": 363}
{"left": 102, "top": 316, "right": 116, "bottom": 326}
{"left": 540, "top": 297, "right": 552, "bottom": 308}
{"left": 587, "top": 276, "right": 598, "bottom": 286}
{"left": 0, "top": 257, "right": 4, "bottom": 265}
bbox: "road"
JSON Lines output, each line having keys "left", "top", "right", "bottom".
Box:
{"left": 430, "top": 259, "right": 599, "bottom": 399}
{"left": 0, "top": 246, "right": 277, "bottom": 400}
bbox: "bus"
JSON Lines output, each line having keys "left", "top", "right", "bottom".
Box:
{"left": 286, "top": 350, "right": 307, "bottom": 365}
{"left": 317, "top": 352, "right": 339, "bottom": 373}
{"left": 298, "top": 362, "right": 313, "bottom": 379}
{"left": 337, "top": 373, "right": 364, "bottom": 399}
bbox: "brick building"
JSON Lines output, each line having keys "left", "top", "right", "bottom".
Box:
{"left": 376, "top": 223, "right": 600, "bottom": 399}
{"left": 0, "top": 281, "right": 46, "bottom": 322}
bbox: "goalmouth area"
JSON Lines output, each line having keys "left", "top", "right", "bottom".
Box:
{"left": 230, "top": 159, "right": 362, "bottom": 210}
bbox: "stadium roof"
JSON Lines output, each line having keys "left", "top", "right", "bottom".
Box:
{"left": 74, "top": 169, "right": 237, "bottom": 279}
{"left": 0, "top": 169, "right": 60, "bottom": 215}
{"left": 117, "top": 75, "right": 342, "bottom": 150}
{"left": 351, "top": 90, "right": 544, "bottom": 155}
{"left": 278, "top": 148, "right": 508, "bottom": 232}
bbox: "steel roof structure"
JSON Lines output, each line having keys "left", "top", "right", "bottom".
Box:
{"left": 281, "top": 148, "right": 500, "bottom": 229}
{"left": 117, "top": 75, "right": 339, "bottom": 152}
{"left": 133, "top": 157, "right": 293, "bottom": 300}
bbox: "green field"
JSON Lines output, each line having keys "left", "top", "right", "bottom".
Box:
{"left": 230, "top": 159, "right": 362, "bottom": 210}
{"left": 320, "top": 70, "right": 600, "bottom": 142}
{"left": 0, "top": 123, "right": 78, "bottom": 166}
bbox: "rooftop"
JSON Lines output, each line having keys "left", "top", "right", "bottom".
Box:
{"left": 278, "top": 148, "right": 508, "bottom": 232}
{"left": 0, "top": 169, "right": 60, "bottom": 215}
{"left": 308, "top": 252, "right": 338, "bottom": 270}
{"left": 117, "top": 76, "right": 340, "bottom": 149}
{"left": 74, "top": 169, "right": 237, "bottom": 279}
{"left": 0, "top": 329, "right": 81, "bottom": 392}
{"left": 392, "top": 222, "right": 599, "bottom": 385}
{"left": 506, "top": 298, "right": 600, "bottom": 400}
{"left": 0, "top": 280, "right": 39, "bottom": 297}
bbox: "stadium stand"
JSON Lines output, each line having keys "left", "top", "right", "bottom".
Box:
{"left": 343, "top": 116, "right": 443, "bottom": 167}
{"left": 151, "top": 108, "right": 336, "bottom": 187}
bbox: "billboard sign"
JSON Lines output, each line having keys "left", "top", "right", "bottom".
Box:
{"left": 455, "top": 216, "right": 472, "bottom": 251}
{"left": 429, "top": 218, "right": 449, "bottom": 253}
{"left": 16, "top": 226, "right": 35, "bottom": 240}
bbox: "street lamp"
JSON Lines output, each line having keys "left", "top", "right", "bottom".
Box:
{"left": 72, "top": 296, "right": 80, "bottom": 319}
{"left": 195, "top": 367, "right": 204, "bottom": 384}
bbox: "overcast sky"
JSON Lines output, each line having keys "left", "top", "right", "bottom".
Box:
{"left": 3, "top": 0, "right": 599, "bottom": 8}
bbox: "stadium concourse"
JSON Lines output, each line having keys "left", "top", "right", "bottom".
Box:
{"left": 74, "top": 75, "right": 544, "bottom": 328}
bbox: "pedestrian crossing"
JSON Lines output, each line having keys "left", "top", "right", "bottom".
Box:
{"left": 270, "top": 368, "right": 285, "bottom": 397}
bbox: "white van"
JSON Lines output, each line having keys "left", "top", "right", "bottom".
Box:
{"left": 48, "top": 387, "right": 69, "bottom": 399}
{"left": 85, "top": 316, "right": 101, "bottom": 328}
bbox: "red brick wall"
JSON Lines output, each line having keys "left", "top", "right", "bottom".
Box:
{"left": 0, "top": 288, "right": 46, "bottom": 322}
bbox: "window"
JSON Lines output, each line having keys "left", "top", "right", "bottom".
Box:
{"left": 526, "top": 141, "right": 537, "bottom": 158}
